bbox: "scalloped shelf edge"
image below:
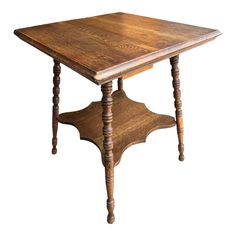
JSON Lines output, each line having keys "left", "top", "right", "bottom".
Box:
{"left": 58, "top": 90, "right": 176, "bottom": 166}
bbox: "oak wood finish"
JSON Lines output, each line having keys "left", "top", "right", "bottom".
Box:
{"left": 57, "top": 90, "right": 175, "bottom": 166}
{"left": 14, "top": 12, "right": 221, "bottom": 85}
{"left": 122, "top": 64, "right": 153, "bottom": 80}
{"left": 101, "top": 81, "right": 115, "bottom": 224}
{"left": 14, "top": 13, "right": 221, "bottom": 224}
{"left": 52, "top": 59, "right": 61, "bottom": 154}
{"left": 170, "top": 56, "right": 184, "bottom": 161}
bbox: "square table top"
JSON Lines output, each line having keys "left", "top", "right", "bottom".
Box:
{"left": 14, "top": 12, "right": 221, "bottom": 85}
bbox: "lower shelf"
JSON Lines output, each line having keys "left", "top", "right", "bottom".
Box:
{"left": 58, "top": 90, "right": 176, "bottom": 166}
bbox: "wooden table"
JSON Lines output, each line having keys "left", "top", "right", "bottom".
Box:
{"left": 14, "top": 12, "right": 221, "bottom": 224}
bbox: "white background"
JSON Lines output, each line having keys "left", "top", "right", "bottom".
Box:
{"left": 0, "top": 0, "right": 235, "bottom": 235}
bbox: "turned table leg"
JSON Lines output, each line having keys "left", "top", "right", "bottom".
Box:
{"left": 118, "top": 77, "right": 123, "bottom": 90}
{"left": 52, "top": 59, "right": 61, "bottom": 154}
{"left": 101, "top": 81, "right": 115, "bottom": 224}
{"left": 170, "top": 55, "right": 185, "bottom": 161}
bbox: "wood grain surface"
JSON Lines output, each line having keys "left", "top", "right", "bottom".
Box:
{"left": 57, "top": 90, "right": 176, "bottom": 166}
{"left": 14, "top": 12, "right": 221, "bottom": 84}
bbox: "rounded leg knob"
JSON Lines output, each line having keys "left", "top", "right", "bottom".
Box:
{"left": 107, "top": 214, "right": 115, "bottom": 224}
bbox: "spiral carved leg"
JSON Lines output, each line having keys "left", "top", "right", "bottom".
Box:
{"left": 101, "top": 81, "right": 115, "bottom": 224}
{"left": 118, "top": 77, "right": 123, "bottom": 90}
{"left": 170, "top": 55, "right": 185, "bottom": 161}
{"left": 52, "top": 59, "right": 61, "bottom": 154}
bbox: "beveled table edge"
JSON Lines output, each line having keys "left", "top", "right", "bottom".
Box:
{"left": 94, "top": 30, "right": 221, "bottom": 84}
{"left": 14, "top": 29, "right": 99, "bottom": 84}
{"left": 14, "top": 16, "right": 221, "bottom": 85}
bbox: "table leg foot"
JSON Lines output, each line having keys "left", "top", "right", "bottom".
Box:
{"left": 179, "top": 147, "right": 185, "bottom": 161}
{"left": 107, "top": 199, "right": 115, "bottom": 224}
{"left": 52, "top": 146, "right": 57, "bottom": 154}
{"left": 101, "top": 81, "right": 115, "bottom": 224}
{"left": 170, "top": 55, "right": 185, "bottom": 161}
{"left": 52, "top": 59, "right": 61, "bottom": 155}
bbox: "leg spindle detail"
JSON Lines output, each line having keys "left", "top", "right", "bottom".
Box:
{"left": 101, "top": 81, "right": 115, "bottom": 224}
{"left": 170, "top": 55, "right": 185, "bottom": 161}
{"left": 52, "top": 59, "right": 61, "bottom": 154}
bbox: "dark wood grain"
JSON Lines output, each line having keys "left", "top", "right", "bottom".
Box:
{"left": 14, "top": 12, "right": 221, "bottom": 84}
{"left": 52, "top": 59, "right": 61, "bottom": 154}
{"left": 57, "top": 90, "right": 176, "bottom": 166}
{"left": 170, "top": 56, "right": 184, "bottom": 161}
{"left": 101, "top": 81, "right": 115, "bottom": 224}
